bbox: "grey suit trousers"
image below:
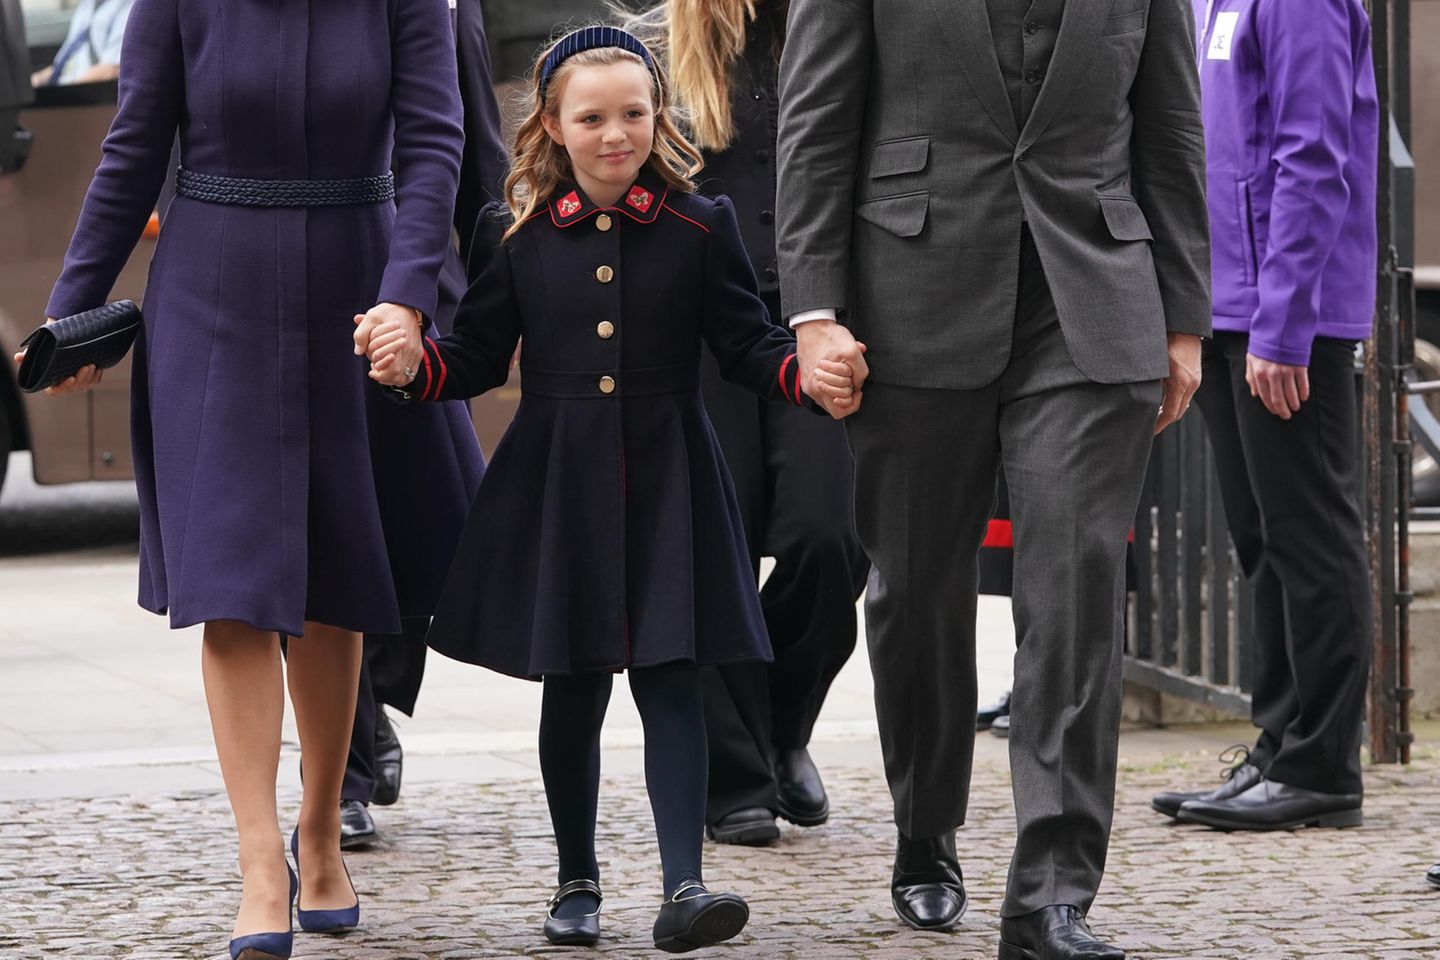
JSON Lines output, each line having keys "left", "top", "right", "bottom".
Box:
{"left": 846, "top": 232, "right": 1161, "bottom": 917}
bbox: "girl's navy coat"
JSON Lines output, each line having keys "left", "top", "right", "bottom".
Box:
{"left": 407, "top": 169, "right": 813, "bottom": 679}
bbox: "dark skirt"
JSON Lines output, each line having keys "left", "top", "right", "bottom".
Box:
{"left": 426, "top": 388, "right": 773, "bottom": 679}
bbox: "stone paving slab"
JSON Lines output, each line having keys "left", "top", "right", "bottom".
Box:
{"left": 4, "top": 745, "right": 1439, "bottom": 959}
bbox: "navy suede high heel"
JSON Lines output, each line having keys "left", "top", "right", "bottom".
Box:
{"left": 290, "top": 828, "right": 360, "bottom": 934}
{"left": 228, "top": 864, "right": 297, "bottom": 960}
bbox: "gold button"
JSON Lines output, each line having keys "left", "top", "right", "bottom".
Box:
{"left": 596, "top": 213, "right": 613, "bottom": 232}
{"left": 599, "top": 375, "right": 616, "bottom": 394}
{"left": 595, "top": 265, "right": 615, "bottom": 283}
{"left": 597, "top": 321, "right": 615, "bottom": 339}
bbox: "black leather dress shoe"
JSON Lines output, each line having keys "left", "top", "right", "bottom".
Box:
{"left": 543, "top": 878, "right": 602, "bottom": 946}
{"left": 990, "top": 714, "right": 1011, "bottom": 738}
{"left": 1152, "top": 760, "right": 1263, "bottom": 819}
{"left": 339, "top": 799, "right": 377, "bottom": 850}
{"left": 774, "top": 747, "right": 829, "bottom": 826}
{"left": 706, "top": 807, "right": 779, "bottom": 846}
{"left": 977, "top": 690, "right": 1011, "bottom": 731}
{"left": 999, "top": 905, "right": 1123, "bottom": 960}
{"left": 1427, "top": 863, "right": 1440, "bottom": 889}
{"left": 652, "top": 881, "right": 748, "bottom": 953}
{"left": 891, "top": 831, "right": 966, "bottom": 931}
{"left": 1177, "top": 778, "right": 1362, "bottom": 831}
{"left": 371, "top": 707, "right": 403, "bottom": 807}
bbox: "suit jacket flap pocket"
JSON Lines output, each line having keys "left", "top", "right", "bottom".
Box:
{"left": 856, "top": 191, "right": 928, "bottom": 238}
{"left": 869, "top": 137, "right": 930, "bottom": 178}
{"left": 1098, "top": 195, "right": 1153, "bottom": 242}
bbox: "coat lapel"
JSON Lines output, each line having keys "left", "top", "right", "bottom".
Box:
{"left": 1016, "top": 0, "right": 1111, "bottom": 153}
{"left": 927, "top": 0, "right": 1018, "bottom": 145}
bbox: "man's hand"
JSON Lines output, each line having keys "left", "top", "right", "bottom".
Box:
{"left": 354, "top": 303, "right": 424, "bottom": 387}
{"left": 12, "top": 318, "right": 104, "bottom": 395}
{"left": 796, "top": 319, "right": 869, "bottom": 418}
{"left": 1245, "top": 353, "right": 1309, "bottom": 420}
{"left": 1155, "top": 333, "right": 1202, "bottom": 435}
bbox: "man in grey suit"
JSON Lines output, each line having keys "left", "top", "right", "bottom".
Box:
{"left": 777, "top": 1, "right": 1210, "bottom": 957}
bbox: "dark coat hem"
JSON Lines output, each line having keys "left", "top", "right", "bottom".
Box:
{"left": 428, "top": 647, "right": 775, "bottom": 682}
{"left": 151, "top": 600, "right": 403, "bottom": 638}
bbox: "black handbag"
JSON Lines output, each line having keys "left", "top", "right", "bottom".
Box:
{"left": 17, "top": 300, "right": 142, "bottom": 393}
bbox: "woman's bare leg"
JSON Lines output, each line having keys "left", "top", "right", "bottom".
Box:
{"left": 287, "top": 620, "right": 363, "bottom": 910}
{"left": 201, "top": 619, "right": 289, "bottom": 939}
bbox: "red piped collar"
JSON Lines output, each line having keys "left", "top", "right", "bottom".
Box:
{"left": 549, "top": 168, "right": 670, "bottom": 228}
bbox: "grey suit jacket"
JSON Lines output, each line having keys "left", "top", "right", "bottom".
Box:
{"left": 776, "top": 0, "right": 1212, "bottom": 388}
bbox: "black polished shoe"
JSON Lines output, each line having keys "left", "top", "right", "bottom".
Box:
{"left": 371, "top": 707, "right": 403, "bottom": 807}
{"left": 976, "top": 690, "right": 1011, "bottom": 732}
{"left": 543, "top": 879, "right": 602, "bottom": 946}
{"left": 999, "top": 905, "right": 1124, "bottom": 960}
{"left": 1177, "top": 777, "right": 1362, "bottom": 831}
{"left": 1152, "top": 746, "right": 1264, "bottom": 819}
{"left": 338, "top": 799, "right": 377, "bottom": 851}
{"left": 652, "top": 881, "right": 748, "bottom": 953}
{"left": 706, "top": 807, "right": 780, "bottom": 846}
{"left": 891, "top": 831, "right": 966, "bottom": 931}
{"left": 774, "top": 747, "right": 829, "bottom": 827}
{"left": 990, "top": 714, "right": 1011, "bottom": 738}
{"left": 1427, "top": 863, "right": 1440, "bottom": 889}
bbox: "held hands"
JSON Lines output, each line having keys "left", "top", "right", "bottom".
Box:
{"left": 1245, "top": 352, "right": 1309, "bottom": 420}
{"left": 1155, "top": 333, "right": 1201, "bottom": 435}
{"left": 11, "top": 319, "right": 104, "bottom": 395}
{"left": 797, "top": 319, "right": 869, "bottom": 420}
{"left": 354, "top": 302, "right": 424, "bottom": 386}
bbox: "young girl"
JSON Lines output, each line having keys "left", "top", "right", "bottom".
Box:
{"left": 357, "top": 24, "right": 854, "bottom": 954}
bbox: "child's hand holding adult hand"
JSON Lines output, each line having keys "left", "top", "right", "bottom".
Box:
{"left": 354, "top": 303, "right": 424, "bottom": 386}
{"left": 811, "top": 357, "right": 863, "bottom": 419}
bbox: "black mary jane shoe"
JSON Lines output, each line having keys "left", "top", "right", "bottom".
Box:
{"left": 652, "top": 881, "right": 749, "bottom": 953}
{"left": 543, "top": 879, "right": 603, "bottom": 946}
{"left": 706, "top": 806, "right": 780, "bottom": 846}
{"left": 999, "top": 905, "right": 1124, "bottom": 960}
{"left": 774, "top": 747, "right": 830, "bottom": 827}
{"left": 891, "top": 831, "right": 967, "bottom": 931}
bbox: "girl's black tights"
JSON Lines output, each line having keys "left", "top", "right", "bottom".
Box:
{"left": 539, "top": 663, "right": 707, "bottom": 916}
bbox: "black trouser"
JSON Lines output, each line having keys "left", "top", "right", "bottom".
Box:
{"left": 1194, "top": 332, "right": 1371, "bottom": 795}
{"left": 540, "top": 664, "right": 708, "bottom": 896}
{"left": 698, "top": 291, "right": 870, "bottom": 822}
{"left": 342, "top": 618, "right": 429, "bottom": 805}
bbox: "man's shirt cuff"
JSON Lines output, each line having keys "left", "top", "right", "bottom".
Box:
{"left": 789, "top": 308, "right": 837, "bottom": 327}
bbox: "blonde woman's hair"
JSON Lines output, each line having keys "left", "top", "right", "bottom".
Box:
{"left": 623, "top": 0, "right": 760, "bottom": 152}
{"left": 502, "top": 37, "right": 704, "bottom": 242}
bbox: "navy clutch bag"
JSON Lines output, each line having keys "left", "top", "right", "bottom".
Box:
{"left": 17, "top": 300, "right": 142, "bottom": 393}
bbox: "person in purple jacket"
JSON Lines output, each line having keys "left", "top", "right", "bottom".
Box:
{"left": 14, "top": 0, "right": 484, "bottom": 957}
{"left": 1152, "top": 0, "right": 1377, "bottom": 832}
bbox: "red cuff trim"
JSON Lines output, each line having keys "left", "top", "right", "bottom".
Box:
{"left": 426, "top": 337, "right": 448, "bottom": 400}
{"left": 791, "top": 357, "right": 803, "bottom": 406}
{"left": 982, "top": 520, "right": 1013, "bottom": 549}
{"left": 417, "top": 342, "right": 434, "bottom": 401}
{"left": 779, "top": 353, "right": 796, "bottom": 405}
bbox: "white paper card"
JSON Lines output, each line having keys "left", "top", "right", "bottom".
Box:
{"left": 1207, "top": 10, "right": 1239, "bottom": 60}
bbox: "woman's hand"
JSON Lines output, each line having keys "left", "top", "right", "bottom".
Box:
{"left": 354, "top": 302, "right": 424, "bottom": 387}
{"left": 12, "top": 319, "right": 105, "bottom": 395}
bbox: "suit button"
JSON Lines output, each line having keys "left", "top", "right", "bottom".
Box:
{"left": 755, "top": 148, "right": 770, "bottom": 163}
{"left": 1016, "top": 150, "right": 1029, "bottom": 162}
{"left": 1025, "top": 70, "right": 1043, "bottom": 84}
{"left": 596, "top": 213, "right": 613, "bottom": 232}
{"left": 599, "top": 375, "right": 616, "bottom": 394}
{"left": 597, "top": 320, "right": 615, "bottom": 339}
{"left": 763, "top": 266, "right": 778, "bottom": 283}
{"left": 596, "top": 265, "right": 615, "bottom": 283}
{"left": 759, "top": 209, "right": 774, "bottom": 225}
{"left": 1025, "top": 20, "right": 1040, "bottom": 34}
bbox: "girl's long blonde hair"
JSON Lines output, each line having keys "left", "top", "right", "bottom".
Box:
{"left": 502, "top": 38, "right": 703, "bottom": 242}
{"left": 624, "top": 0, "right": 762, "bottom": 152}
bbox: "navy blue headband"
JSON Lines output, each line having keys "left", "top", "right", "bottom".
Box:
{"left": 540, "top": 26, "right": 657, "bottom": 102}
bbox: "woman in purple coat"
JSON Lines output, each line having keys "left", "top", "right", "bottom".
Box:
{"left": 22, "top": 0, "right": 483, "bottom": 956}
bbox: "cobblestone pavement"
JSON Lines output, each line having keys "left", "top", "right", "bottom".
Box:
{"left": 4, "top": 745, "right": 1439, "bottom": 960}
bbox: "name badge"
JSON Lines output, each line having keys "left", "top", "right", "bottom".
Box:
{"left": 1207, "top": 10, "right": 1239, "bottom": 60}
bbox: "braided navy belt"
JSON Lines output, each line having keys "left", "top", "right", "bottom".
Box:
{"left": 175, "top": 168, "right": 395, "bottom": 207}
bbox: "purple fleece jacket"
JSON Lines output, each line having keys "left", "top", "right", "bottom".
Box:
{"left": 1195, "top": 0, "right": 1378, "bottom": 365}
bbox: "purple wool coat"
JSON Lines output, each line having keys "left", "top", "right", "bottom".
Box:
{"left": 46, "top": 0, "right": 485, "bottom": 637}
{"left": 1195, "top": 0, "right": 1378, "bottom": 364}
